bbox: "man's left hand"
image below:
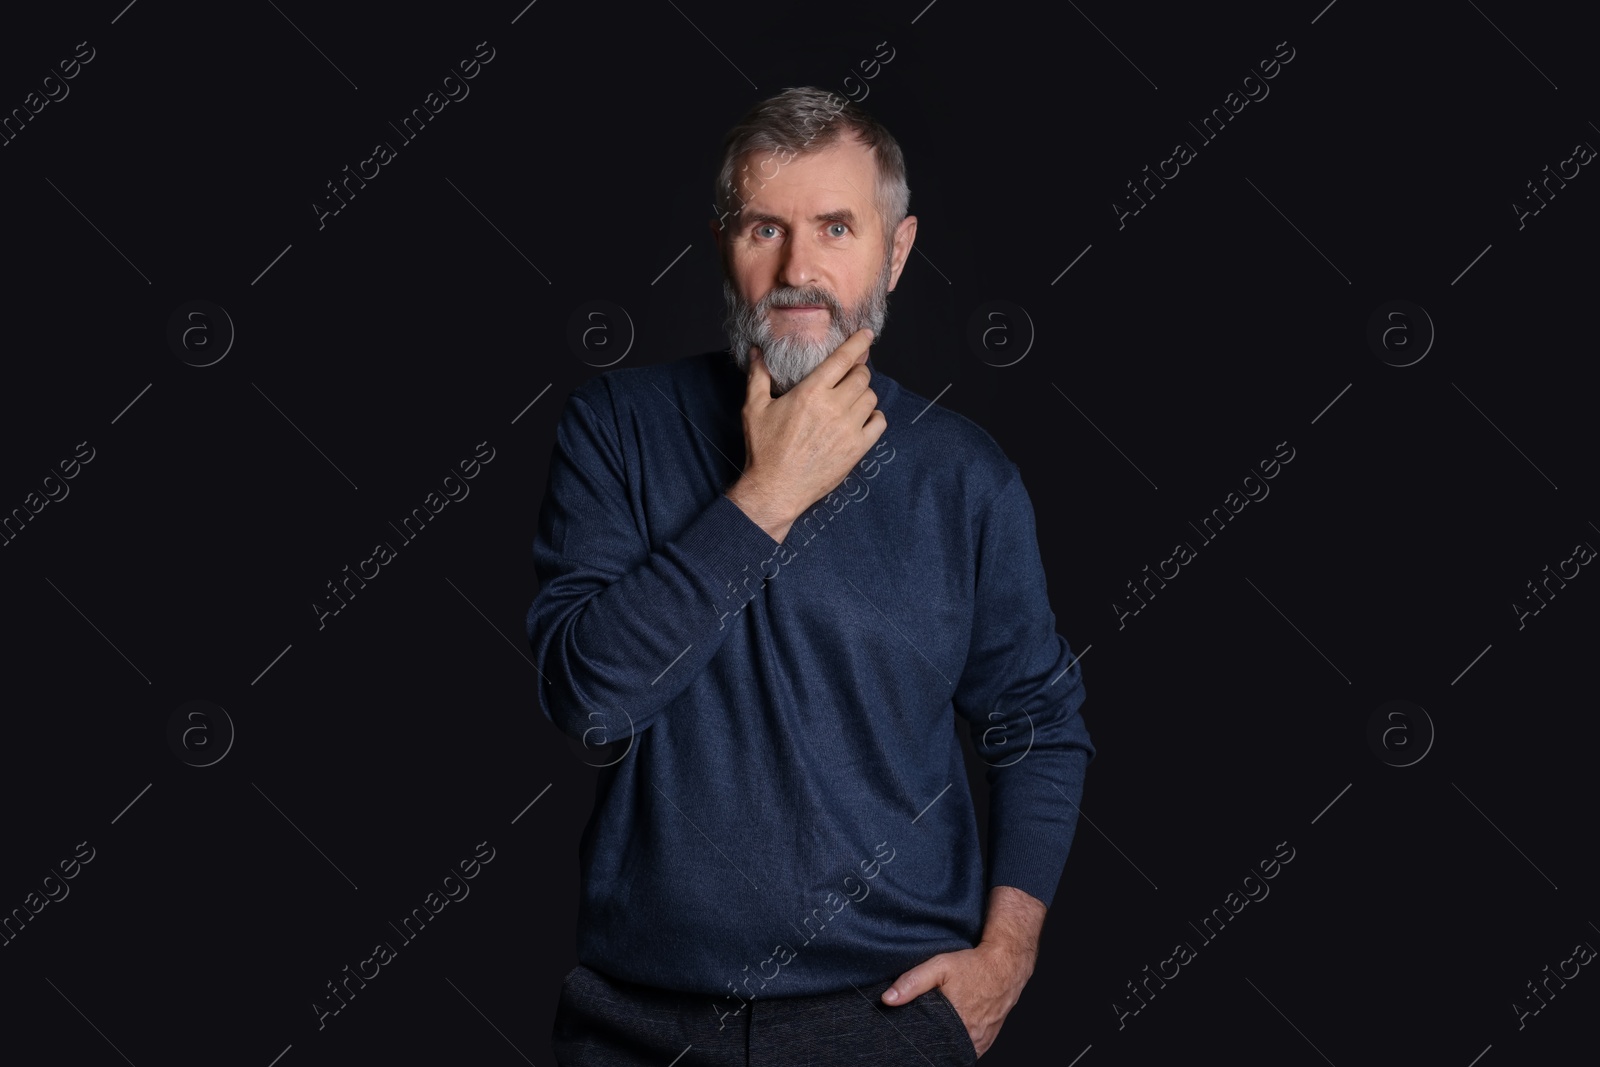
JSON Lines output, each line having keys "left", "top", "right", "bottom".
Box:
{"left": 880, "top": 941, "right": 1035, "bottom": 1058}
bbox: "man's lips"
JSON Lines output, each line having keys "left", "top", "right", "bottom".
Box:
{"left": 773, "top": 305, "right": 827, "bottom": 312}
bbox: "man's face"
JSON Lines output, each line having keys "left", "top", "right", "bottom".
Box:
{"left": 713, "top": 136, "right": 916, "bottom": 395}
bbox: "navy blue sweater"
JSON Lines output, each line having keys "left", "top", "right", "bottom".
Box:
{"left": 526, "top": 350, "right": 1093, "bottom": 1002}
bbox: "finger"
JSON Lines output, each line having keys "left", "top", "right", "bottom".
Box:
{"left": 882, "top": 964, "right": 941, "bottom": 1005}
{"left": 850, "top": 384, "right": 879, "bottom": 425}
{"left": 818, "top": 328, "right": 874, "bottom": 389}
{"left": 745, "top": 346, "right": 770, "bottom": 404}
{"left": 838, "top": 360, "right": 873, "bottom": 402}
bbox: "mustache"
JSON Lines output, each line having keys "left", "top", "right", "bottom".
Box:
{"left": 757, "top": 286, "right": 842, "bottom": 317}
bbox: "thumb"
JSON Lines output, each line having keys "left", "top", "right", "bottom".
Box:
{"left": 745, "top": 347, "right": 771, "bottom": 403}
{"left": 882, "top": 963, "right": 943, "bottom": 1005}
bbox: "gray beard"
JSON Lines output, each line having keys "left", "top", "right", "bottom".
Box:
{"left": 722, "top": 252, "right": 894, "bottom": 396}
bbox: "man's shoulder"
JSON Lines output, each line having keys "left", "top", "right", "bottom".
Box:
{"left": 882, "top": 376, "right": 1018, "bottom": 496}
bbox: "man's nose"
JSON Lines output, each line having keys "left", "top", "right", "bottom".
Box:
{"left": 776, "top": 236, "right": 821, "bottom": 290}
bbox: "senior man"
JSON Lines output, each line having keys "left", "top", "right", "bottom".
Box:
{"left": 529, "top": 86, "right": 1094, "bottom": 1065}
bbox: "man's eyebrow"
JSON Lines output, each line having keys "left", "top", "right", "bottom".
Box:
{"left": 737, "top": 208, "right": 860, "bottom": 229}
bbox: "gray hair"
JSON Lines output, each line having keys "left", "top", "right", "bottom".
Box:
{"left": 713, "top": 86, "right": 910, "bottom": 245}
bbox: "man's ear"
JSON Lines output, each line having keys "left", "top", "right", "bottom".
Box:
{"left": 708, "top": 216, "right": 724, "bottom": 255}
{"left": 887, "top": 214, "right": 917, "bottom": 292}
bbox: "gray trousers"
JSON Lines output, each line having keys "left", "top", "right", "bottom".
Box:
{"left": 553, "top": 963, "right": 980, "bottom": 1065}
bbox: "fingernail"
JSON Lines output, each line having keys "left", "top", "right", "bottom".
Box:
{"left": 884, "top": 987, "right": 899, "bottom": 1002}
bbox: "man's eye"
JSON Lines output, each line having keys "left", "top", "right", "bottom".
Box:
{"left": 827, "top": 223, "right": 848, "bottom": 237}
{"left": 755, "top": 224, "right": 779, "bottom": 239}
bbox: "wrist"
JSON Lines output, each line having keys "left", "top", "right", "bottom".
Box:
{"left": 979, "top": 929, "right": 1039, "bottom": 959}
{"left": 978, "top": 935, "right": 1038, "bottom": 978}
{"left": 726, "top": 477, "right": 793, "bottom": 542}
{"left": 979, "top": 885, "right": 1045, "bottom": 968}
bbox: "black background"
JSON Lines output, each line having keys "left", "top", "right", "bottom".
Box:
{"left": 2, "top": 1, "right": 1594, "bottom": 1064}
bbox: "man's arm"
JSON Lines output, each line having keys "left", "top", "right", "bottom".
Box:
{"left": 954, "top": 462, "right": 1094, "bottom": 910}
{"left": 526, "top": 384, "right": 782, "bottom": 741}
{"left": 882, "top": 463, "right": 1094, "bottom": 1056}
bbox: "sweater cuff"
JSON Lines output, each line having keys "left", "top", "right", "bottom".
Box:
{"left": 984, "top": 754, "right": 1091, "bottom": 910}
{"left": 988, "top": 852, "right": 1070, "bottom": 911}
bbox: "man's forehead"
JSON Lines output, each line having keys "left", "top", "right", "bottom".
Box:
{"left": 732, "top": 139, "right": 878, "bottom": 215}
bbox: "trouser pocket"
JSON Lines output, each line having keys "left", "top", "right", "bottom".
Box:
{"left": 927, "top": 988, "right": 979, "bottom": 1064}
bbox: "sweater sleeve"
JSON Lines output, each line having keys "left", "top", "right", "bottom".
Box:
{"left": 525, "top": 383, "right": 782, "bottom": 743}
{"left": 952, "top": 463, "right": 1095, "bottom": 910}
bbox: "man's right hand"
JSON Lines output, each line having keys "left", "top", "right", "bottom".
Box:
{"left": 726, "top": 327, "right": 886, "bottom": 542}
